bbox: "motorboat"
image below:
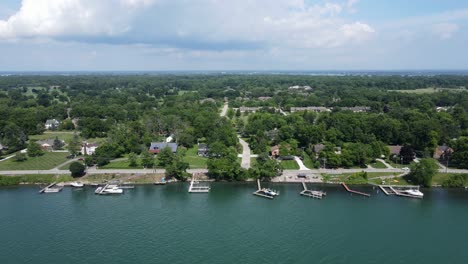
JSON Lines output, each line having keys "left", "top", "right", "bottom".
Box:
{"left": 402, "top": 189, "right": 424, "bottom": 197}
{"left": 70, "top": 182, "right": 84, "bottom": 188}
{"left": 102, "top": 186, "right": 124, "bottom": 194}
{"left": 44, "top": 187, "right": 62, "bottom": 193}
{"left": 262, "top": 188, "right": 279, "bottom": 196}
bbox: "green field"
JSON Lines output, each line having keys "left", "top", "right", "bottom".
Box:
{"left": 302, "top": 153, "right": 316, "bottom": 169}
{"left": 281, "top": 160, "right": 299, "bottom": 169}
{"left": 183, "top": 146, "right": 207, "bottom": 169}
{"left": 29, "top": 131, "right": 76, "bottom": 142}
{"left": 389, "top": 87, "right": 467, "bottom": 94}
{"left": 0, "top": 152, "right": 69, "bottom": 170}
{"left": 370, "top": 160, "right": 387, "bottom": 169}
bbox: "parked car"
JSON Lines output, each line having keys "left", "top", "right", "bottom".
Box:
{"left": 402, "top": 167, "right": 410, "bottom": 170}
{"left": 297, "top": 173, "right": 307, "bottom": 178}
{"left": 66, "top": 154, "right": 75, "bottom": 159}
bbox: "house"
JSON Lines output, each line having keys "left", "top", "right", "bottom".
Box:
{"left": 81, "top": 143, "right": 98, "bottom": 155}
{"left": 388, "top": 145, "right": 402, "bottom": 156}
{"left": 197, "top": 144, "right": 209, "bottom": 157}
{"left": 37, "top": 139, "right": 56, "bottom": 151}
{"left": 288, "top": 85, "right": 313, "bottom": 91}
{"left": 258, "top": 96, "right": 272, "bottom": 101}
{"left": 313, "top": 144, "right": 326, "bottom": 154}
{"left": 433, "top": 145, "right": 453, "bottom": 160}
{"left": 149, "top": 142, "right": 178, "bottom": 154}
{"left": 270, "top": 145, "right": 280, "bottom": 157}
{"left": 0, "top": 144, "right": 4, "bottom": 151}
{"left": 45, "top": 119, "right": 60, "bottom": 130}
{"left": 290, "top": 107, "right": 331, "bottom": 113}
{"left": 341, "top": 106, "right": 371, "bottom": 113}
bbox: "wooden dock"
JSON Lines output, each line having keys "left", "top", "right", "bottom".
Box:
{"left": 188, "top": 174, "right": 210, "bottom": 193}
{"left": 253, "top": 179, "right": 276, "bottom": 199}
{"left": 341, "top": 183, "right": 371, "bottom": 197}
{"left": 95, "top": 184, "right": 109, "bottom": 195}
{"left": 39, "top": 182, "right": 59, "bottom": 193}
{"left": 300, "top": 181, "right": 326, "bottom": 199}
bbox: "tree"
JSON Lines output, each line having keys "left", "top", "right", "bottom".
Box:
{"left": 407, "top": 158, "right": 438, "bottom": 187}
{"left": 158, "top": 146, "right": 174, "bottom": 167}
{"left": 52, "top": 136, "right": 64, "bottom": 150}
{"left": 141, "top": 151, "right": 154, "bottom": 168}
{"left": 128, "top": 152, "right": 138, "bottom": 167}
{"left": 69, "top": 161, "right": 86, "bottom": 177}
{"left": 14, "top": 152, "right": 27, "bottom": 162}
{"left": 60, "top": 119, "right": 75, "bottom": 130}
{"left": 400, "top": 145, "right": 415, "bottom": 164}
{"left": 27, "top": 140, "right": 44, "bottom": 157}
{"left": 249, "top": 153, "right": 282, "bottom": 179}
{"left": 165, "top": 155, "right": 189, "bottom": 181}
{"left": 67, "top": 133, "right": 81, "bottom": 156}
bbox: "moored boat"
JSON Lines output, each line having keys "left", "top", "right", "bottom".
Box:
{"left": 70, "top": 182, "right": 84, "bottom": 188}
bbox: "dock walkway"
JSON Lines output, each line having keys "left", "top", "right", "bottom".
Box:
{"left": 188, "top": 174, "right": 210, "bottom": 193}
{"left": 300, "top": 181, "right": 326, "bottom": 199}
{"left": 253, "top": 179, "right": 276, "bottom": 199}
{"left": 341, "top": 183, "right": 371, "bottom": 197}
{"left": 379, "top": 185, "right": 423, "bottom": 199}
{"left": 39, "top": 182, "right": 59, "bottom": 193}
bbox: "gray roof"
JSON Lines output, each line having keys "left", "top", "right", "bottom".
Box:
{"left": 45, "top": 119, "right": 60, "bottom": 125}
{"left": 149, "top": 142, "right": 178, "bottom": 153}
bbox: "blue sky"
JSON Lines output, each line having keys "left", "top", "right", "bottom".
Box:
{"left": 0, "top": 0, "right": 467, "bottom": 71}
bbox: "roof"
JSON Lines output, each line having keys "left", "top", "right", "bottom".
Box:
{"left": 388, "top": 145, "right": 402, "bottom": 155}
{"left": 313, "top": 144, "right": 325, "bottom": 153}
{"left": 45, "top": 119, "right": 60, "bottom": 125}
{"left": 198, "top": 143, "right": 208, "bottom": 150}
{"left": 149, "top": 142, "right": 178, "bottom": 153}
{"left": 271, "top": 145, "right": 279, "bottom": 151}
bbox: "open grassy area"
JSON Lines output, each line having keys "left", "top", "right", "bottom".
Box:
{"left": 0, "top": 174, "right": 74, "bottom": 186}
{"left": 99, "top": 158, "right": 161, "bottom": 169}
{"left": 370, "top": 160, "right": 387, "bottom": 169}
{"left": 323, "top": 172, "right": 402, "bottom": 185}
{"left": 302, "top": 153, "right": 316, "bottom": 169}
{"left": 368, "top": 177, "right": 411, "bottom": 186}
{"left": 389, "top": 87, "right": 467, "bottom": 94}
{"left": 281, "top": 160, "right": 299, "bottom": 169}
{"left": 29, "top": 131, "right": 76, "bottom": 142}
{"left": 0, "top": 152, "right": 69, "bottom": 170}
{"left": 183, "top": 146, "right": 207, "bottom": 169}
{"left": 432, "top": 173, "right": 452, "bottom": 186}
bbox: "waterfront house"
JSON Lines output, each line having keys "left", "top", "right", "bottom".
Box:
{"left": 433, "top": 145, "right": 453, "bottom": 160}
{"left": 388, "top": 145, "right": 402, "bottom": 156}
{"left": 45, "top": 119, "right": 60, "bottom": 130}
{"left": 37, "top": 139, "right": 58, "bottom": 151}
{"left": 81, "top": 143, "right": 99, "bottom": 155}
{"left": 197, "top": 144, "right": 209, "bottom": 157}
{"left": 149, "top": 142, "right": 178, "bottom": 154}
{"left": 270, "top": 145, "right": 280, "bottom": 157}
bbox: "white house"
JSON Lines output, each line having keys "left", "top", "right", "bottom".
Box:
{"left": 81, "top": 143, "right": 98, "bottom": 155}
{"left": 45, "top": 119, "right": 60, "bottom": 130}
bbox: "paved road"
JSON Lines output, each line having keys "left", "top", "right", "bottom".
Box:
{"left": 220, "top": 102, "right": 228, "bottom": 117}
{"left": 238, "top": 137, "right": 251, "bottom": 169}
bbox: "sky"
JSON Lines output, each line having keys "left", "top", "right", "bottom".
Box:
{"left": 0, "top": 0, "right": 467, "bottom": 71}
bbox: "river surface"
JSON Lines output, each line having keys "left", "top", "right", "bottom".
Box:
{"left": 0, "top": 183, "right": 467, "bottom": 264}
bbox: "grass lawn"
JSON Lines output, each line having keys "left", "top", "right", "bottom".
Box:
{"left": 183, "top": 146, "right": 207, "bottom": 169}
{"left": 281, "top": 160, "right": 299, "bottom": 169}
{"left": 370, "top": 160, "right": 387, "bottom": 169}
{"left": 29, "top": 131, "right": 76, "bottom": 142}
{"left": 368, "top": 177, "right": 411, "bottom": 186}
{"left": 302, "top": 153, "right": 316, "bottom": 169}
{"left": 432, "top": 173, "right": 451, "bottom": 185}
{"left": 100, "top": 158, "right": 150, "bottom": 169}
{"left": 0, "top": 152, "right": 69, "bottom": 170}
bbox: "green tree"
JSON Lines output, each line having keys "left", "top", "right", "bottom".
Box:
{"left": 141, "top": 151, "right": 154, "bottom": 168}
{"left": 14, "top": 152, "right": 27, "bottom": 162}
{"left": 69, "top": 161, "right": 86, "bottom": 177}
{"left": 158, "top": 147, "right": 174, "bottom": 167}
{"left": 165, "top": 155, "right": 189, "bottom": 181}
{"left": 128, "top": 152, "right": 138, "bottom": 167}
{"left": 67, "top": 133, "right": 81, "bottom": 156}
{"left": 52, "top": 136, "right": 64, "bottom": 150}
{"left": 407, "top": 158, "right": 438, "bottom": 187}
{"left": 249, "top": 153, "right": 283, "bottom": 179}
{"left": 27, "top": 141, "right": 44, "bottom": 157}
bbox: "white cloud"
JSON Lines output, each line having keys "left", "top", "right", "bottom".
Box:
{"left": 0, "top": 0, "right": 158, "bottom": 39}
{"left": 432, "top": 22, "right": 459, "bottom": 39}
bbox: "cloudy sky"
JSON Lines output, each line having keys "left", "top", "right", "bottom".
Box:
{"left": 0, "top": 0, "right": 467, "bottom": 71}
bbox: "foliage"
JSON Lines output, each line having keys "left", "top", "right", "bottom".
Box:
{"left": 67, "top": 133, "right": 81, "bottom": 156}
{"left": 249, "top": 154, "right": 282, "bottom": 179}
{"left": 140, "top": 151, "right": 154, "bottom": 168}
{"left": 27, "top": 141, "right": 44, "bottom": 157}
{"left": 441, "top": 174, "right": 468, "bottom": 188}
{"left": 128, "top": 152, "right": 138, "bottom": 167}
{"left": 407, "top": 158, "right": 438, "bottom": 187}
{"left": 14, "top": 152, "right": 27, "bottom": 162}
{"left": 53, "top": 136, "right": 64, "bottom": 150}
{"left": 69, "top": 161, "right": 86, "bottom": 177}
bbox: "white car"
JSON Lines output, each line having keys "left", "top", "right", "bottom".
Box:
{"left": 402, "top": 167, "right": 410, "bottom": 170}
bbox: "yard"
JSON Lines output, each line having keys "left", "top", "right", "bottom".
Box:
{"left": 281, "top": 160, "right": 299, "bottom": 169}
{"left": 370, "top": 160, "right": 387, "bottom": 169}
{"left": 0, "top": 152, "right": 69, "bottom": 170}
{"left": 29, "top": 131, "right": 76, "bottom": 142}
{"left": 100, "top": 157, "right": 161, "bottom": 169}
{"left": 183, "top": 146, "right": 207, "bottom": 169}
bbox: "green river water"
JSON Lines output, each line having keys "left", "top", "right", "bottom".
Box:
{"left": 0, "top": 183, "right": 467, "bottom": 264}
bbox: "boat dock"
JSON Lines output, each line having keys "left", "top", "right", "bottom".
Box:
{"left": 95, "top": 184, "right": 109, "bottom": 194}
{"left": 188, "top": 174, "right": 210, "bottom": 193}
{"left": 341, "top": 182, "right": 371, "bottom": 197}
{"left": 253, "top": 179, "right": 277, "bottom": 199}
{"left": 300, "top": 181, "right": 326, "bottom": 199}
{"left": 379, "top": 185, "right": 423, "bottom": 199}
{"left": 39, "top": 182, "right": 62, "bottom": 193}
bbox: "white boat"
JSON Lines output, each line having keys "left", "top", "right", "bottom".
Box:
{"left": 70, "top": 182, "right": 84, "bottom": 188}
{"left": 102, "top": 186, "right": 124, "bottom": 194}
{"left": 262, "top": 188, "right": 279, "bottom": 196}
{"left": 44, "top": 187, "right": 61, "bottom": 193}
{"left": 402, "top": 189, "right": 424, "bottom": 197}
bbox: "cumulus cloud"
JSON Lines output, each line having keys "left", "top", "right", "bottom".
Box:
{"left": 432, "top": 22, "right": 459, "bottom": 39}
{"left": 0, "top": 0, "right": 374, "bottom": 50}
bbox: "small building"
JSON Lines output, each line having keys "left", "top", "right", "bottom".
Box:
{"left": 37, "top": 139, "right": 56, "bottom": 151}
{"left": 45, "top": 119, "right": 60, "bottom": 130}
{"left": 388, "top": 145, "right": 402, "bottom": 156}
{"left": 290, "top": 107, "right": 331, "bottom": 113}
{"left": 81, "top": 143, "right": 98, "bottom": 156}
{"left": 0, "top": 143, "right": 5, "bottom": 151}
{"left": 433, "top": 145, "right": 453, "bottom": 160}
{"left": 197, "top": 144, "right": 209, "bottom": 157}
{"left": 258, "top": 96, "right": 272, "bottom": 101}
{"left": 270, "top": 145, "right": 280, "bottom": 157}
{"left": 149, "top": 142, "right": 178, "bottom": 154}
{"left": 341, "top": 106, "right": 371, "bottom": 113}
{"left": 313, "top": 144, "right": 326, "bottom": 154}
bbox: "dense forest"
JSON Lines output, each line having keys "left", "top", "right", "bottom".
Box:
{"left": 1, "top": 74, "right": 468, "bottom": 180}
